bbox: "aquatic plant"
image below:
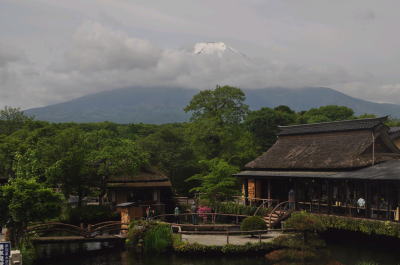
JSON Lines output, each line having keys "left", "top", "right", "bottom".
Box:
{"left": 127, "top": 220, "right": 173, "bottom": 254}
{"left": 143, "top": 222, "right": 173, "bottom": 253}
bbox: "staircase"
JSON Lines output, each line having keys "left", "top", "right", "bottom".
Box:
{"left": 252, "top": 200, "right": 293, "bottom": 229}
{"left": 265, "top": 201, "right": 292, "bottom": 229}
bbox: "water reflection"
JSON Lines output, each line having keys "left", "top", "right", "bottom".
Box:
{"left": 34, "top": 238, "right": 400, "bottom": 265}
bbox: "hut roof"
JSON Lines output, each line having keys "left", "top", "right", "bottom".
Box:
{"left": 389, "top": 127, "right": 400, "bottom": 140}
{"left": 107, "top": 169, "right": 172, "bottom": 188}
{"left": 237, "top": 160, "right": 400, "bottom": 181}
{"left": 246, "top": 117, "right": 400, "bottom": 170}
{"left": 278, "top": 116, "right": 387, "bottom": 136}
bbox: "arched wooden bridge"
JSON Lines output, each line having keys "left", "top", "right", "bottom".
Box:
{"left": 26, "top": 221, "right": 129, "bottom": 244}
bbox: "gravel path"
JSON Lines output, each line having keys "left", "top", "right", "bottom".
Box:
{"left": 181, "top": 230, "right": 282, "bottom": 246}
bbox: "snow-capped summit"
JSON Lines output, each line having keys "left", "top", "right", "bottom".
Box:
{"left": 193, "top": 42, "right": 241, "bottom": 57}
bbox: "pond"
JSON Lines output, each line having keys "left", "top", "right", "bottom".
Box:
{"left": 34, "top": 232, "right": 400, "bottom": 265}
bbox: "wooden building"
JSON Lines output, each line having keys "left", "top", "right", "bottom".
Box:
{"left": 106, "top": 169, "right": 173, "bottom": 216}
{"left": 236, "top": 117, "right": 400, "bottom": 221}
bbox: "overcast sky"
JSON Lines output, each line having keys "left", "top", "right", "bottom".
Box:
{"left": 1, "top": 0, "right": 400, "bottom": 109}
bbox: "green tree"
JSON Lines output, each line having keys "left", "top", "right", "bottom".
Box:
{"left": 301, "top": 105, "right": 354, "bottom": 123}
{"left": 0, "top": 177, "right": 63, "bottom": 246}
{"left": 138, "top": 125, "right": 199, "bottom": 195}
{"left": 268, "top": 211, "right": 327, "bottom": 264}
{"left": 0, "top": 106, "right": 34, "bottom": 135}
{"left": 245, "top": 106, "right": 296, "bottom": 152}
{"left": 184, "top": 85, "right": 249, "bottom": 125}
{"left": 184, "top": 85, "right": 249, "bottom": 161}
{"left": 186, "top": 158, "right": 239, "bottom": 202}
{"left": 85, "top": 133, "right": 149, "bottom": 202}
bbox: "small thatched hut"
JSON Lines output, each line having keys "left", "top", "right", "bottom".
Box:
{"left": 106, "top": 168, "right": 173, "bottom": 216}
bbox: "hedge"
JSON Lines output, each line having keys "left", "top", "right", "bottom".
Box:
{"left": 173, "top": 242, "right": 277, "bottom": 256}
{"left": 316, "top": 214, "right": 400, "bottom": 238}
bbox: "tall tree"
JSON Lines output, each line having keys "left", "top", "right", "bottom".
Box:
{"left": 186, "top": 158, "right": 239, "bottom": 203}
{"left": 184, "top": 85, "right": 249, "bottom": 161}
{"left": 184, "top": 85, "right": 249, "bottom": 125}
{"left": 245, "top": 106, "right": 296, "bottom": 152}
{"left": 0, "top": 177, "right": 63, "bottom": 246}
{"left": 0, "top": 106, "right": 34, "bottom": 135}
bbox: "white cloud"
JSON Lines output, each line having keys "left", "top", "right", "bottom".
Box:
{"left": 1, "top": 0, "right": 400, "bottom": 109}
{"left": 36, "top": 22, "right": 358, "bottom": 104}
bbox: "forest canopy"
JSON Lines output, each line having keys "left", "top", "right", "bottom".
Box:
{"left": 0, "top": 87, "right": 396, "bottom": 199}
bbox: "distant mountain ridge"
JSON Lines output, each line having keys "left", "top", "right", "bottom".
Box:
{"left": 25, "top": 87, "right": 400, "bottom": 124}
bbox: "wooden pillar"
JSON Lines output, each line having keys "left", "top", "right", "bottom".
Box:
{"left": 327, "top": 180, "right": 332, "bottom": 214}
{"left": 365, "top": 181, "right": 370, "bottom": 218}
{"left": 244, "top": 178, "right": 249, "bottom": 205}
{"left": 267, "top": 179, "right": 272, "bottom": 208}
{"left": 293, "top": 179, "right": 298, "bottom": 210}
{"left": 248, "top": 179, "right": 256, "bottom": 206}
{"left": 386, "top": 183, "right": 391, "bottom": 220}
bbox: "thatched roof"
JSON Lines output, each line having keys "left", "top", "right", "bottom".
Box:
{"left": 107, "top": 169, "right": 171, "bottom": 188}
{"left": 246, "top": 117, "right": 400, "bottom": 170}
{"left": 278, "top": 116, "right": 387, "bottom": 136}
{"left": 389, "top": 127, "right": 400, "bottom": 140}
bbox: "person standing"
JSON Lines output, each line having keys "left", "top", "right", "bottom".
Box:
{"left": 288, "top": 189, "right": 295, "bottom": 210}
{"left": 191, "top": 202, "right": 198, "bottom": 225}
{"left": 174, "top": 206, "right": 180, "bottom": 224}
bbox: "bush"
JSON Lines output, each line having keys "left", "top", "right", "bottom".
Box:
{"left": 213, "top": 201, "right": 270, "bottom": 216}
{"left": 317, "top": 214, "right": 400, "bottom": 238}
{"left": 62, "top": 205, "right": 119, "bottom": 224}
{"left": 127, "top": 220, "right": 173, "bottom": 254}
{"left": 143, "top": 223, "right": 173, "bottom": 253}
{"left": 173, "top": 242, "right": 276, "bottom": 256}
{"left": 240, "top": 216, "right": 267, "bottom": 231}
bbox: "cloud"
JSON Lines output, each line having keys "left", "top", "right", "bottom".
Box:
{"left": 39, "top": 22, "right": 358, "bottom": 103}
{"left": 0, "top": 18, "right": 399, "bottom": 110}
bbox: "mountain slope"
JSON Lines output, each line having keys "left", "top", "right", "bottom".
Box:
{"left": 25, "top": 87, "right": 400, "bottom": 124}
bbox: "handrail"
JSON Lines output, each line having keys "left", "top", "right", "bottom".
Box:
{"left": 268, "top": 201, "right": 289, "bottom": 227}
{"left": 253, "top": 199, "right": 277, "bottom": 216}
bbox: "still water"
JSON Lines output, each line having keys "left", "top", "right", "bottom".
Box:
{"left": 34, "top": 234, "right": 400, "bottom": 265}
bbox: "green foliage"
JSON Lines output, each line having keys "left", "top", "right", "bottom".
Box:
{"left": 301, "top": 105, "right": 355, "bottom": 123}
{"left": 62, "top": 205, "right": 119, "bottom": 225}
{"left": 271, "top": 212, "right": 327, "bottom": 264}
{"left": 240, "top": 216, "right": 267, "bottom": 231}
{"left": 317, "top": 214, "right": 400, "bottom": 238}
{"left": 127, "top": 220, "right": 173, "bottom": 253}
{"left": 173, "top": 241, "right": 276, "bottom": 255}
{"left": 213, "top": 201, "right": 270, "bottom": 216}
{"left": 187, "top": 158, "right": 239, "bottom": 202}
{"left": 0, "top": 106, "right": 34, "bottom": 135}
{"left": 138, "top": 125, "right": 200, "bottom": 195}
{"left": 0, "top": 177, "right": 64, "bottom": 246}
{"left": 245, "top": 106, "right": 296, "bottom": 151}
{"left": 184, "top": 85, "right": 249, "bottom": 125}
{"left": 184, "top": 85, "right": 252, "bottom": 163}
{"left": 143, "top": 222, "right": 173, "bottom": 253}
{"left": 285, "top": 211, "right": 325, "bottom": 232}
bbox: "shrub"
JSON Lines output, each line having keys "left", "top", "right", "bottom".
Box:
{"left": 317, "top": 214, "right": 400, "bottom": 238}
{"left": 240, "top": 216, "right": 267, "bottom": 231}
{"left": 173, "top": 242, "right": 276, "bottom": 256}
{"left": 143, "top": 223, "right": 173, "bottom": 253}
{"left": 127, "top": 220, "right": 173, "bottom": 254}
{"left": 213, "top": 201, "right": 270, "bottom": 216}
{"left": 63, "top": 205, "right": 119, "bottom": 224}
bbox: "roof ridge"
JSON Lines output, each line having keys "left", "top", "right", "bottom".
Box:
{"left": 278, "top": 116, "right": 387, "bottom": 129}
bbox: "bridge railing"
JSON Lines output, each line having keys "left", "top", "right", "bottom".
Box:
{"left": 26, "top": 221, "right": 129, "bottom": 238}
{"left": 153, "top": 212, "right": 249, "bottom": 225}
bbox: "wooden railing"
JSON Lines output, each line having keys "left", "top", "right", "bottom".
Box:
{"left": 153, "top": 213, "right": 249, "bottom": 225}
{"left": 26, "top": 221, "right": 129, "bottom": 238}
{"left": 268, "top": 201, "right": 292, "bottom": 228}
